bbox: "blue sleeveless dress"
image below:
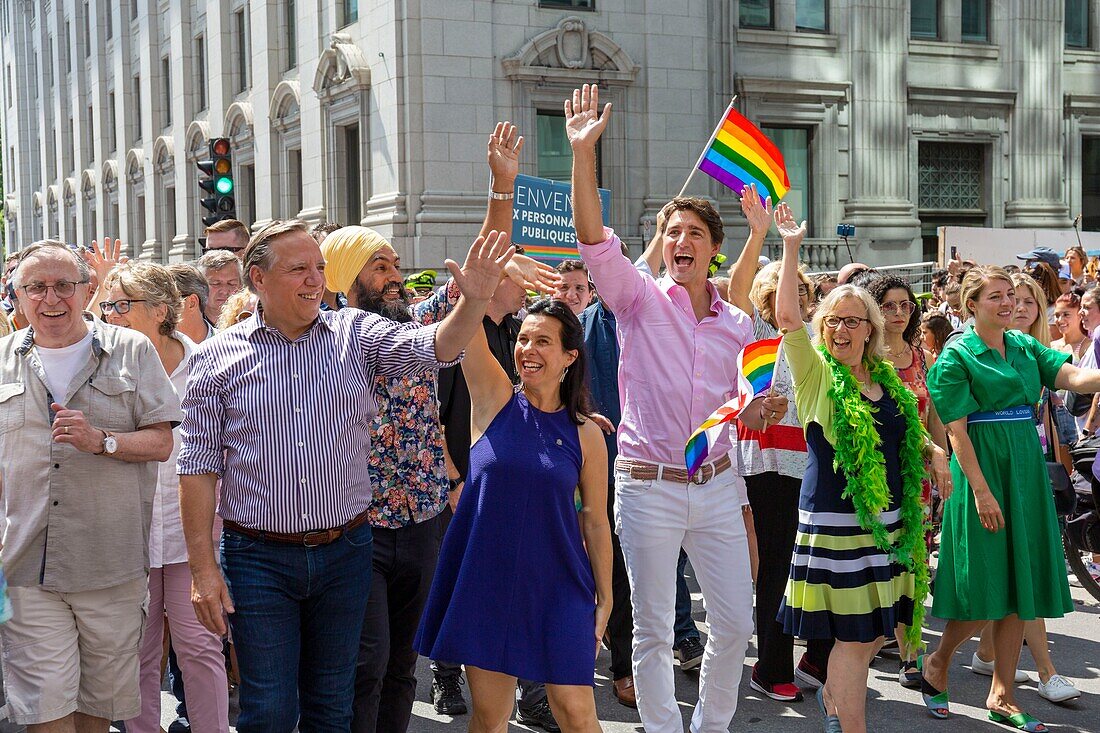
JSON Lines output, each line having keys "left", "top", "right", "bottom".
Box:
{"left": 414, "top": 390, "right": 597, "bottom": 685}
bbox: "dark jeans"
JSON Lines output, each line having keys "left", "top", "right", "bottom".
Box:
{"left": 746, "top": 472, "right": 833, "bottom": 684}
{"left": 221, "top": 522, "right": 373, "bottom": 732}
{"left": 606, "top": 480, "right": 635, "bottom": 680}
{"left": 429, "top": 507, "right": 546, "bottom": 710}
{"left": 352, "top": 513, "right": 444, "bottom": 733}
{"left": 674, "top": 548, "right": 701, "bottom": 646}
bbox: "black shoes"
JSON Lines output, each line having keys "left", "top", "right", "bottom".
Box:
{"left": 517, "top": 698, "right": 562, "bottom": 732}
{"left": 674, "top": 636, "right": 705, "bottom": 671}
{"left": 431, "top": 673, "right": 469, "bottom": 716}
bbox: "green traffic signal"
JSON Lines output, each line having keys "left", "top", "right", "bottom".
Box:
{"left": 216, "top": 177, "right": 234, "bottom": 194}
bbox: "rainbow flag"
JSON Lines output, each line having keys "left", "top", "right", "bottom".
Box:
{"left": 695, "top": 104, "right": 790, "bottom": 205}
{"left": 684, "top": 336, "right": 782, "bottom": 476}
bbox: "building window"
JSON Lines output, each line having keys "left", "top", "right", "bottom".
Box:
{"left": 739, "top": 0, "right": 773, "bottom": 29}
{"left": 234, "top": 8, "right": 250, "bottom": 93}
{"left": 134, "top": 194, "right": 146, "bottom": 245}
{"left": 796, "top": 0, "right": 827, "bottom": 32}
{"left": 86, "top": 105, "right": 95, "bottom": 156}
{"left": 1084, "top": 138, "right": 1100, "bottom": 232}
{"left": 132, "top": 0, "right": 139, "bottom": 20}
{"left": 133, "top": 76, "right": 142, "bottom": 141}
{"left": 47, "top": 38, "right": 54, "bottom": 87}
{"left": 538, "top": 0, "right": 595, "bottom": 8}
{"left": 918, "top": 142, "right": 984, "bottom": 210}
{"left": 105, "top": 3, "right": 113, "bottom": 39}
{"left": 536, "top": 111, "right": 574, "bottom": 183}
{"left": 163, "top": 186, "right": 176, "bottom": 250}
{"left": 961, "top": 0, "right": 989, "bottom": 42}
{"left": 162, "top": 56, "right": 171, "bottom": 127}
{"left": 5, "top": 65, "right": 11, "bottom": 105}
{"left": 84, "top": 2, "right": 92, "bottom": 56}
{"left": 108, "top": 92, "right": 117, "bottom": 152}
{"left": 763, "top": 127, "right": 812, "bottom": 235}
{"left": 341, "top": 125, "right": 361, "bottom": 223}
{"left": 195, "top": 35, "right": 207, "bottom": 110}
{"left": 286, "top": 0, "right": 297, "bottom": 70}
{"left": 341, "top": 0, "right": 358, "bottom": 26}
{"left": 910, "top": 0, "right": 938, "bottom": 39}
{"left": 1067, "top": 0, "right": 1090, "bottom": 48}
{"left": 65, "top": 21, "right": 72, "bottom": 72}
{"left": 65, "top": 116, "right": 74, "bottom": 173}
{"left": 288, "top": 148, "right": 302, "bottom": 216}
{"left": 32, "top": 52, "right": 38, "bottom": 98}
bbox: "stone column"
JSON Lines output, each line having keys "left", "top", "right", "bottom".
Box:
{"left": 1004, "top": 0, "right": 1070, "bottom": 227}
{"left": 843, "top": 0, "right": 921, "bottom": 250}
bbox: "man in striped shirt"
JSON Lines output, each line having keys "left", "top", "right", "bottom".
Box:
{"left": 177, "top": 219, "right": 515, "bottom": 732}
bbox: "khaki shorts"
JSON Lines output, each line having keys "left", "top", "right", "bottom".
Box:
{"left": 0, "top": 577, "right": 147, "bottom": 725}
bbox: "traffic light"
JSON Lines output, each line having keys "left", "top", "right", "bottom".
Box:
{"left": 197, "top": 138, "right": 236, "bottom": 226}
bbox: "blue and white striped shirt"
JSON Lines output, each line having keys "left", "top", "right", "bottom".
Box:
{"left": 177, "top": 307, "right": 455, "bottom": 533}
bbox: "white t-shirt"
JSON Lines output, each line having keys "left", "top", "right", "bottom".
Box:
{"left": 35, "top": 327, "right": 94, "bottom": 403}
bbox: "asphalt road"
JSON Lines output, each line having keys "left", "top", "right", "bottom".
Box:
{"left": 2, "top": 568, "right": 1095, "bottom": 732}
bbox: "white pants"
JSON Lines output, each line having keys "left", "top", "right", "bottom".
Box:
{"left": 614, "top": 465, "right": 754, "bottom": 733}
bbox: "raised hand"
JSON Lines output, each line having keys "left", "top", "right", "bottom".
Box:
{"left": 565, "top": 84, "right": 612, "bottom": 151}
{"left": 446, "top": 230, "right": 517, "bottom": 302}
{"left": 773, "top": 202, "right": 807, "bottom": 249}
{"left": 488, "top": 121, "right": 524, "bottom": 188}
{"left": 83, "top": 237, "right": 128, "bottom": 282}
{"left": 740, "top": 184, "right": 772, "bottom": 236}
{"left": 504, "top": 253, "right": 561, "bottom": 296}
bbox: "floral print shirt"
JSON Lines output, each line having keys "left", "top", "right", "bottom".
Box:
{"left": 367, "top": 282, "right": 458, "bottom": 528}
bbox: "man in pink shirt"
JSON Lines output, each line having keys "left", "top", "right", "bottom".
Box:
{"left": 566, "top": 85, "right": 788, "bottom": 733}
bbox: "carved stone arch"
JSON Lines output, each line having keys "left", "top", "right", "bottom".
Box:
{"left": 185, "top": 120, "right": 210, "bottom": 162}
{"left": 152, "top": 136, "right": 174, "bottom": 175}
{"left": 503, "top": 16, "right": 639, "bottom": 83}
{"left": 313, "top": 32, "right": 371, "bottom": 100}
{"left": 63, "top": 177, "right": 77, "bottom": 207}
{"left": 125, "top": 149, "right": 145, "bottom": 184}
{"left": 224, "top": 102, "right": 254, "bottom": 145}
{"left": 271, "top": 81, "right": 301, "bottom": 125}
{"left": 102, "top": 160, "right": 119, "bottom": 194}
{"left": 3, "top": 194, "right": 16, "bottom": 221}
{"left": 32, "top": 191, "right": 45, "bottom": 214}
{"left": 80, "top": 169, "right": 97, "bottom": 200}
{"left": 46, "top": 185, "right": 59, "bottom": 210}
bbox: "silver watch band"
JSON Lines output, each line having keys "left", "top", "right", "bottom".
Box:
{"left": 488, "top": 190, "right": 514, "bottom": 201}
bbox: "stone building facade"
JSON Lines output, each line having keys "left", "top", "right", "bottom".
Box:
{"left": 2, "top": 0, "right": 1100, "bottom": 270}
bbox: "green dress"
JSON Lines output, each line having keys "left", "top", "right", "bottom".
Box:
{"left": 927, "top": 326, "right": 1073, "bottom": 620}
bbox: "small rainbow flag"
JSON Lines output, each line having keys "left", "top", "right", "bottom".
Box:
{"left": 695, "top": 103, "right": 790, "bottom": 206}
{"left": 684, "top": 336, "right": 783, "bottom": 476}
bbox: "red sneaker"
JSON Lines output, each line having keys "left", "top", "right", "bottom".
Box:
{"left": 795, "top": 653, "right": 826, "bottom": 689}
{"left": 750, "top": 664, "right": 803, "bottom": 702}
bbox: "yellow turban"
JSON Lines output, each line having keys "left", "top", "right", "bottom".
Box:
{"left": 319, "top": 226, "right": 393, "bottom": 294}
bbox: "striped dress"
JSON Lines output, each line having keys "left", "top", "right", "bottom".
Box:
{"left": 778, "top": 327, "right": 917, "bottom": 643}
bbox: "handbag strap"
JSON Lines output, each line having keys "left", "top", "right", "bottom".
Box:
{"left": 1043, "top": 388, "right": 1064, "bottom": 464}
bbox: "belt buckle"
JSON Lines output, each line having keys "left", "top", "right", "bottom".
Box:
{"left": 690, "top": 468, "right": 710, "bottom": 486}
{"left": 303, "top": 530, "right": 329, "bottom": 547}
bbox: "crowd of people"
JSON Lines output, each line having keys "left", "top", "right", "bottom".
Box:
{"left": 0, "top": 82, "right": 1093, "bottom": 733}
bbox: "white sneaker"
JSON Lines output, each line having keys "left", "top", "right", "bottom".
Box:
{"left": 1038, "top": 674, "right": 1081, "bottom": 703}
{"left": 970, "top": 652, "right": 1030, "bottom": 683}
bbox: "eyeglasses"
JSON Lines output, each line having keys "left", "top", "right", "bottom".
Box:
{"left": 21, "top": 280, "right": 89, "bottom": 300}
{"left": 880, "top": 301, "right": 915, "bottom": 316}
{"left": 99, "top": 299, "right": 147, "bottom": 315}
{"left": 823, "top": 315, "right": 870, "bottom": 330}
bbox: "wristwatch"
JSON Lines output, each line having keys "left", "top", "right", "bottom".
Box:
{"left": 100, "top": 430, "right": 118, "bottom": 455}
{"left": 488, "top": 190, "right": 514, "bottom": 201}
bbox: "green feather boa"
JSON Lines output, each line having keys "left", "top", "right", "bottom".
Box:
{"left": 818, "top": 346, "right": 931, "bottom": 651}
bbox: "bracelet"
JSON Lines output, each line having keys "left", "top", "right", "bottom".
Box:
{"left": 488, "top": 191, "right": 514, "bottom": 201}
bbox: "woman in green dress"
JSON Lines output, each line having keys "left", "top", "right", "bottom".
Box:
{"left": 923, "top": 265, "right": 1100, "bottom": 732}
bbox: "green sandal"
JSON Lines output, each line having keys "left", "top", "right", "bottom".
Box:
{"left": 988, "top": 710, "right": 1047, "bottom": 732}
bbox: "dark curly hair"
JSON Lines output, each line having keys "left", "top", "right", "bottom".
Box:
{"left": 864, "top": 274, "right": 921, "bottom": 346}
{"left": 521, "top": 298, "right": 594, "bottom": 426}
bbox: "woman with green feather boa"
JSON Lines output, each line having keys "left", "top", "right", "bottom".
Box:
{"left": 772, "top": 202, "right": 952, "bottom": 733}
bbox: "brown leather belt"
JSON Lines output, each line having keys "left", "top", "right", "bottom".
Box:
{"left": 223, "top": 510, "right": 370, "bottom": 547}
{"left": 615, "top": 454, "right": 732, "bottom": 485}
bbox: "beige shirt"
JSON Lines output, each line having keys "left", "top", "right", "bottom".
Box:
{"left": 0, "top": 319, "right": 182, "bottom": 592}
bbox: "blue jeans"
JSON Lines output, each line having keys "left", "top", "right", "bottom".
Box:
{"left": 674, "top": 548, "right": 700, "bottom": 646}
{"left": 221, "top": 522, "right": 373, "bottom": 732}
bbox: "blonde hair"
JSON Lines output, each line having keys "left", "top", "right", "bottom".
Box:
{"left": 217, "top": 289, "right": 258, "bottom": 330}
{"left": 960, "top": 265, "right": 1014, "bottom": 321}
{"left": 811, "top": 284, "right": 888, "bottom": 367}
{"left": 751, "top": 260, "right": 813, "bottom": 326}
{"left": 103, "top": 261, "right": 182, "bottom": 336}
{"left": 1010, "top": 272, "right": 1051, "bottom": 346}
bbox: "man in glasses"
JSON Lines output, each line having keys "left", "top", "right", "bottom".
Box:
{"left": 203, "top": 218, "right": 249, "bottom": 259}
{"left": 0, "top": 240, "right": 179, "bottom": 729}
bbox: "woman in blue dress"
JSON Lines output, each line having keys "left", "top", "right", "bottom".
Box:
{"left": 415, "top": 296, "right": 612, "bottom": 733}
